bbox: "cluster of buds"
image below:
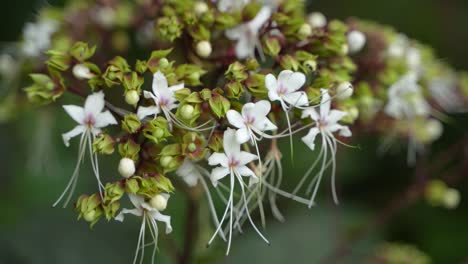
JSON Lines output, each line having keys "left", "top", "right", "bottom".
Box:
{"left": 0, "top": 0, "right": 466, "bottom": 263}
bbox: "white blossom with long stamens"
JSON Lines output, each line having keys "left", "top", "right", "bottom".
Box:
{"left": 225, "top": 6, "right": 272, "bottom": 59}
{"left": 297, "top": 89, "right": 351, "bottom": 206}
{"left": 207, "top": 128, "right": 269, "bottom": 255}
{"left": 54, "top": 91, "right": 117, "bottom": 208}
{"left": 137, "top": 71, "right": 215, "bottom": 131}
{"left": 116, "top": 194, "right": 172, "bottom": 264}
{"left": 137, "top": 70, "right": 184, "bottom": 121}
{"left": 226, "top": 100, "right": 277, "bottom": 145}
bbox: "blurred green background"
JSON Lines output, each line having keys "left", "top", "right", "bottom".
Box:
{"left": 1, "top": 0, "right": 468, "bottom": 263}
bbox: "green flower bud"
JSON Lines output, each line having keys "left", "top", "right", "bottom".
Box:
{"left": 45, "top": 49, "right": 71, "bottom": 71}
{"left": 443, "top": 188, "right": 460, "bottom": 209}
{"left": 143, "top": 117, "right": 172, "bottom": 144}
{"left": 245, "top": 58, "right": 260, "bottom": 71}
{"left": 103, "top": 56, "right": 131, "bottom": 87}
{"left": 118, "top": 139, "right": 140, "bottom": 161}
{"left": 75, "top": 194, "right": 103, "bottom": 227}
{"left": 69, "top": 41, "right": 96, "bottom": 62}
{"left": 225, "top": 81, "right": 245, "bottom": 99}
{"left": 182, "top": 132, "right": 207, "bottom": 160}
{"left": 92, "top": 133, "right": 115, "bottom": 155}
{"left": 175, "top": 64, "right": 206, "bottom": 86}
{"left": 122, "top": 114, "right": 141, "bottom": 134}
{"left": 125, "top": 178, "right": 140, "bottom": 194}
{"left": 187, "top": 143, "right": 197, "bottom": 152}
{"left": 135, "top": 59, "right": 148, "bottom": 74}
{"left": 83, "top": 210, "right": 97, "bottom": 222}
{"left": 208, "top": 131, "right": 223, "bottom": 152}
{"left": 196, "top": 41, "right": 212, "bottom": 58}
{"left": 425, "top": 180, "right": 447, "bottom": 207}
{"left": 156, "top": 16, "right": 183, "bottom": 42}
{"left": 303, "top": 60, "right": 317, "bottom": 73}
{"left": 181, "top": 104, "right": 195, "bottom": 119}
{"left": 245, "top": 74, "right": 268, "bottom": 98}
{"left": 160, "top": 156, "right": 173, "bottom": 168}
{"left": 263, "top": 36, "right": 281, "bottom": 57}
{"left": 24, "top": 71, "right": 66, "bottom": 105}
{"left": 209, "top": 93, "right": 231, "bottom": 118}
{"left": 225, "top": 61, "right": 248, "bottom": 81}
{"left": 298, "top": 23, "right": 312, "bottom": 39}
{"left": 125, "top": 90, "right": 140, "bottom": 106}
{"left": 147, "top": 49, "right": 172, "bottom": 73}
{"left": 280, "top": 55, "right": 300, "bottom": 71}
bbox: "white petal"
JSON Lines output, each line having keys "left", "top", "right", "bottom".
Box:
{"left": 326, "top": 110, "right": 348, "bottom": 125}
{"left": 327, "top": 124, "right": 352, "bottom": 137}
{"left": 62, "top": 125, "right": 86, "bottom": 147}
{"left": 226, "top": 110, "right": 246, "bottom": 129}
{"left": 238, "top": 151, "right": 258, "bottom": 165}
{"left": 248, "top": 7, "right": 272, "bottom": 33}
{"left": 84, "top": 91, "right": 105, "bottom": 116}
{"left": 169, "top": 83, "right": 184, "bottom": 92}
{"left": 283, "top": 91, "right": 308, "bottom": 107}
{"left": 137, "top": 105, "right": 159, "bottom": 120}
{"left": 278, "top": 70, "right": 306, "bottom": 92}
{"left": 211, "top": 167, "right": 230, "bottom": 184}
{"left": 225, "top": 27, "right": 243, "bottom": 40}
{"left": 302, "top": 127, "right": 320, "bottom": 150}
{"left": 208, "top": 153, "right": 228, "bottom": 167}
{"left": 235, "top": 34, "right": 254, "bottom": 59}
{"left": 95, "top": 110, "right": 118, "bottom": 128}
{"left": 236, "top": 165, "right": 257, "bottom": 178}
{"left": 115, "top": 208, "right": 143, "bottom": 222}
{"left": 129, "top": 194, "right": 145, "bottom": 208}
{"left": 143, "top": 90, "right": 156, "bottom": 99}
{"left": 223, "top": 128, "right": 241, "bottom": 156}
{"left": 301, "top": 107, "right": 319, "bottom": 121}
{"left": 152, "top": 71, "right": 169, "bottom": 94}
{"left": 63, "top": 105, "right": 85, "bottom": 124}
{"left": 320, "top": 89, "right": 331, "bottom": 118}
{"left": 151, "top": 211, "right": 173, "bottom": 234}
{"left": 265, "top": 74, "right": 278, "bottom": 93}
{"left": 236, "top": 127, "right": 251, "bottom": 144}
{"left": 176, "top": 159, "right": 201, "bottom": 187}
{"left": 254, "top": 118, "right": 277, "bottom": 131}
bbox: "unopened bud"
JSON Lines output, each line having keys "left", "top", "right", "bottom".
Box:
{"left": 181, "top": 104, "right": 195, "bottom": 119}
{"left": 150, "top": 194, "right": 168, "bottom": 211}
{"left": 196, "top": 41, "right": 212, "bottom": 58}
{"left": 118, "top": 158, "right": 136, "bottom": 178}
{"left": 83, "top": 210, "right": 96, "bottom": 222}
{"left": 160, "top": 156, "right": 173, "bottom": 168}
{"left": 425, "top": 119, "right": 443, "bottom": 142}
{"left": 347, "top": 30, "right": 366, "bottom": 54}
{"left": 298, "top": 23, "right": 312, "bottom": 39}
{"left": 159, "top": 58, "right": 169, "bottom": 68}
{"left": 194, "top": 1, "right": 209, "bottom": 16}
{"left": 336, "top": 82, "right": 354, "bottom": 100}
{"left": 307, "top": 12, "right": 327, "bottom": 29}
{"left": 125, "top": 90, "right": 140, "bottom": 106}
{"left": 73, "top": 64, "right": 94, "bottom": 80}
{"left": 341, "top": 44, "right": 349, "bottom": 55}
{"left": 443, "top": 188, "right": 460, "bottom": 209}
{"left": 187, "top": 142, "right": 197, "bottom": 152}
{"left": 304, "top": 60, "right": 317, "bottom": 72}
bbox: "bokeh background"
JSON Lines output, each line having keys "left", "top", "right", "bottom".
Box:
{"left": 1, "top": 0, "right": 468, "bottom": 263}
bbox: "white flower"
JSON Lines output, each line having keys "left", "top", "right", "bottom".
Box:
{"left": 384, "top": 73, "right": 430, "bottom": 119}
{"left": 137, "top": 71, "right": 184, "bottom": 121}
{"left": 301, "top": 89, "right": 351, "bottom": 151}
{"left": 207, "top": 128, "right": 268, "bottom": 254}
{"left": 297, "top": 89, "right": 351, "bottom": 206}
{"left": 22, "top": 19, "right": 58, "bottom": 57}
{"left": 54, "top": 92, "right": 117, "bottom": 208}
{"left": 387, "top": 34, "right": 409, "bottom": 58}
{"left": 265, "top": 70, "right": 308, "bottom": 110}
{"left": 225, "top": 7, "right": 271, "bottom": 59}
{"left": 196, "top": 40, "right": 212, "bottom": 58}
{"left": 208, "top": 129, "right": 259, "bottom": 186}
{"left": 116, "top": 194, "right": 172, "bottom": 264}
{"left": 62, "top": 91, "right": 117, "bottom": 146}
{"left": 347, "top": 30, "right": 366, "bottom": 54}
{"left": 226, "top": 100, "right": 277, "bottom": 144}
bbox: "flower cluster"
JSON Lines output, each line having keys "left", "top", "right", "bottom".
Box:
{"left": 0, "top": 0, "right": 466, "bottom": 263}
